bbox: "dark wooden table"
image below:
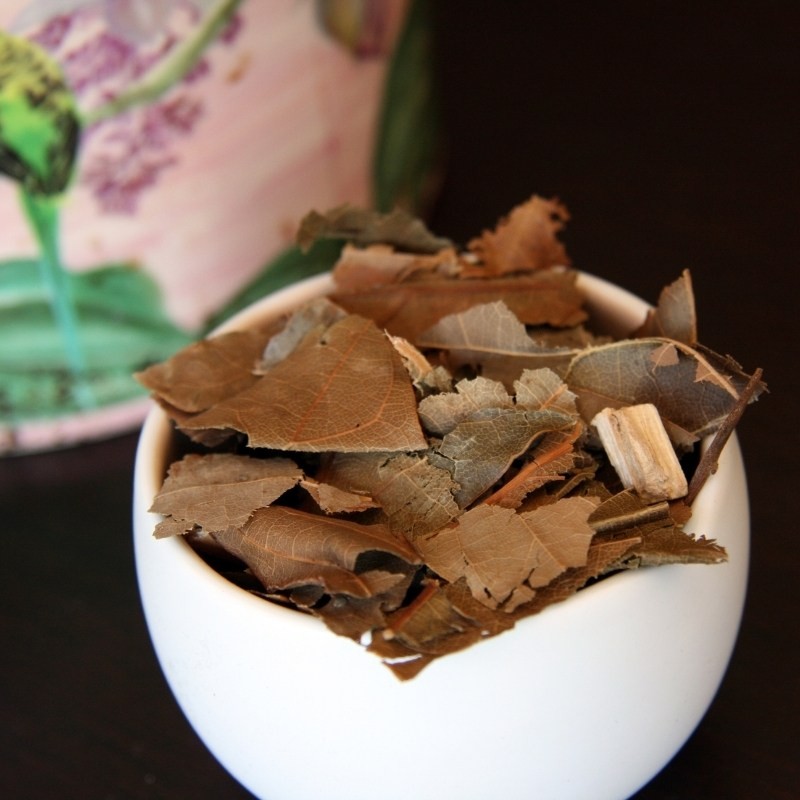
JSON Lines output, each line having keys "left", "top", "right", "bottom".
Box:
{"left": 2, "top": 3, "right": 798, "bottom": 798}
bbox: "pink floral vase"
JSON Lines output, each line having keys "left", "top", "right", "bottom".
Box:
{"left": 0, "top": 0, "right": 438, "bottom": 453}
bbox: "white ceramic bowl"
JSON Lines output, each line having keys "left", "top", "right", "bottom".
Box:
{"left": 133, "top": 272, "right": 749, "bottom": 800}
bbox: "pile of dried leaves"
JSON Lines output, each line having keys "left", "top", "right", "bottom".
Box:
{"left": 137, "top": 197, "right": 765, "bottom": 679}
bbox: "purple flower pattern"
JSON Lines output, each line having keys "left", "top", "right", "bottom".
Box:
{"left": 23, "top": 1, "right": 241, "bottom": 214}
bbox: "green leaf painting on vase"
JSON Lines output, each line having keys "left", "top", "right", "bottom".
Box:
{"left": 0, "top": 2, "right": 243, "bottom": 423}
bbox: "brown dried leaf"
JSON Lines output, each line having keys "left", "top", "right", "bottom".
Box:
{"left": 417, "top": 376, "right": 513, "bottom": 436}
{"left": 380, "top": 581, "right": 487, "bottom": 654}
{"left": 331, "top": 243, "right": 458, "bottom": 292}
{"left": 484, "top": 424, "right": 583, "bottom": 509}
{"left": 589, "top": 490, "right": 727, "bottom": 567}
{"left": 369, "top": 578, "right": 517, "bottom": 676}
{"left": 622, "top": 528, "right": 728, "bottom": 567}
{"left": 320, "top": 451, "right": 461, "bottom": 538}
{"left": 514, "top": 368, "right": 579, "bottom": 415}
{"left": 257, "top": 297, "right": 347, "bottom": 371}
{"left": 507, "top": 535, "right": 642, "bottom": 618}
{"left": 149, "top": 453, "right": 302, "bottom": 538}
{"left": 372, "top": 454, "right": 461, "bottom": 538}
{"left": 298, "top": 478, "right": 380, "bottom": 514}
{"left": 417, "top": 300, "right": 537, "bottom": 354}
{"left": 565, "top": 337, "right": 747, "bottom": 445}
{"left": 417, "top": 496, "right": 598, "bottom": 609}
{"left": 212, "top": 506, "right": 420, "bottom": 598}
{"left": 312, "top": 573, "right": 415, "bottom": 642}
{"left": 416, "top": 301, "right": 579, "bottom": 384}
{"left": 297, "top": 205, "right": 453, "bottom": 254}
{"left": 634, "top": 270, "right": 697, "bottom": 344}
{"left": 694, "top": 344, "right": 768, "bottom": 398}
{"left": 436, "top": 407, "right": 576, "bottom": 507}
{"left": 135, "top": 329, "right": 269, "bottom": 414}
{"left": 375, "top": 532, "right": 642, "bottom": 679}
{"left": 589, "top": 490, "right": 674, "bottom": 535}
{"left": 465, "top": 195, "right": 571, "bottom": 276}
{"left": 183, "top": 314, "right": 427, "bottom": 452}
{"left": 330, "top": 270, "right": 587, "bottom": 342}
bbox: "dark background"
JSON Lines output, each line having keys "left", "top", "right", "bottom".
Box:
{"left": 2, "top": 2, "right": 798, "bottom": 798}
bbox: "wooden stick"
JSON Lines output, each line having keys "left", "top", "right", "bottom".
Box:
{"left": 592, "top": 403, "right": 688, "bottom": 503}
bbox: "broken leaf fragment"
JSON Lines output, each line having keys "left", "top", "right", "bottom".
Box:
{"left": 319, "top": 451, "right": 461, "bottom": 538}
{"left": 297, "top": 204, "right": 453, "bottom": 254}
{"left": 634, "top": 269, "right": 697, "bottom": 344}
{"left": 150, "top": 453, "right": 302, "bottom": 538}
{"left": 465, "top": 195, "right": 571, "bottom": 276}
{"left": 416, "top": 496, "right": 599, "bottom": 610}
{"left": 589, "top": 490, "right": 728, "bottom": 568}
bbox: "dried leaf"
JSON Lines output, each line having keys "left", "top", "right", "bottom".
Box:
{"left": 299, "top": 478, "right": 380, "bottom": 514}
{"left": 418, "top": 370, "right": 581, "bottom": 507}
{"left": 634, "top": 269, "right": 697, "bottom": 344}
{"left": 150, "top": 454, "right": 302, "bottom": 538}
{"left": 694, "top": 344, "right": 768, "bottom": 398}
{"left": 331, "top": 243, "right": 458, "bottom": 292}
{"left": 373, "top": 454, "right": 462, "bottom": 538}
{"left": 589, "top": 490, "right": 727, "bottom": 567}
{"left": 369, "top": 578, "right": 520, "bottom": 678}
{"left": 483, "top": 424, "right": 583, "bottom": 509}
{"left": 565, "top": 337, "right": 747, "bottom": 445}
{"left": 417, "top": 376, "right": 514, "bottom": 436}
{"left": 320, "top": 451, "right": 461, "bottom": 538}
{"left": 183, "top": 314, "right": 427, "bottom": 452}
{"left": 506, "top": 535, "right": 642, "bottom": 617}
{"left": 312, "top": 574, "right": 416, "bottom": 641}
{"left": 257, "top": 297, "right": 347, "bottom": 371}
{"left": 212, "top": 506, "right": 420, "bottom": 598}
{"left": 297, "top": 205, "right": 452, "bottom": 254}
{"left": 589, "top": 490, "right": 674, "bottom": 535}
{"left": 416, "top": 301, "right": 579, "bottom": 384}
{"left": 514, "top": 368, "right": 579, "bottom": 415}
{"left": 388, "top": 335, "right": 453, "bottom": 395}
{"left": 380, "top": 581, "right": 487, "bottom": 654}
{"left": 330, "top": 270, "right": 587, "bottom": 342}
{"left": 135, "top": 329, "right": 269, "bottom": 413}
{"left": 417, "top": 300, "right": 537, "bottom": 354}
{"left": 436, "top": 407, "right": 576, "bottom": 507}
{"left": 621, "top": 527, "right": 728, "bottom": 567}
{"left": 372, "top": 534, "right": 636, "bottom": 665}
{"left": 465, "top": 196, "right": 571, "bottom": 276}
{"left": 416, "top": 496, "right": 598, "bottom": 609}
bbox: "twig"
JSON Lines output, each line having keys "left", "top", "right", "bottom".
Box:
{"left": 685, "top": 367, "right": 764, "bottom": 506}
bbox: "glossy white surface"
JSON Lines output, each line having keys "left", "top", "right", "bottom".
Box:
{"left": 133, "top": 272, "right": 749, "bottom": 800}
